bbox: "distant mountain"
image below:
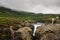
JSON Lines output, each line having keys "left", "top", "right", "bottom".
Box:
{"left": 0, "top": 7, "right": 60, "bottom": 20}
{"left": 0, "top": 7, "right": 36, "bottom": 17}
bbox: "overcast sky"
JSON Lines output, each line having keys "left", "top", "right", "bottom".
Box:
{"left": 0, "top": 0, "right": 60, "bottom": 14}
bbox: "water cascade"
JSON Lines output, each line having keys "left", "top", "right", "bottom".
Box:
{"left": 32, "top": 23, "right": 45, "bottom": 36}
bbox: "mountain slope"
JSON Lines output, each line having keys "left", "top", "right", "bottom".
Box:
{"left": 0, "top": 6, "right": 60, "bottom": 20}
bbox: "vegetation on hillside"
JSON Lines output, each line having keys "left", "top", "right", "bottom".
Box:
{"left": 0, "top": 7, "right": 60, "bottom": 23}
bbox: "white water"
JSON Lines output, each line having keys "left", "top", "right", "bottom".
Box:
{"left": 32, "top": 23, "right": 44, "bottom": 36}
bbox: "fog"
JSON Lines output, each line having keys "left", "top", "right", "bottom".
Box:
{"left": 0, "top": 0, "right": 60, "bottom": 14}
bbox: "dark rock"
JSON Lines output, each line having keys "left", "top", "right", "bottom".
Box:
{"left": 35, "top": 24, "right": 60, "bottom": 40}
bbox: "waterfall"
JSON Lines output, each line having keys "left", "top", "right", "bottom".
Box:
{"left": 32, "top": 23, "right": 44, "bottom": 36}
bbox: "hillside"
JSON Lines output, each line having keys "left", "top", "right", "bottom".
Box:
{"left": 0, "top": 7, "right": 60, "bottom": 18}
{"left": 0, "top": 6, "right": 60, "bottom": 22}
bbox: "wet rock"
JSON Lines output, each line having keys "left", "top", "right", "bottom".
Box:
{"left": 35, "top": 24, "right": 60, "bottom": 40}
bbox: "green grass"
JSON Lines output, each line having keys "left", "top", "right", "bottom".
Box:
{"left": 0, "top": 7, "right": 60, "bottom": 24}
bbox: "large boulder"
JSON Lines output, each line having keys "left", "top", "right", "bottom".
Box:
{"left": 35, "top": 24, "right": 60, "bottom": 40}
{"left": 15, "top": 27, "right": 33, "bottom": 40}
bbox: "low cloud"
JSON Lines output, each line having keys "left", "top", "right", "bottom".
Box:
{"left": 0, "top": 0, "right": 60, "bottom": 14}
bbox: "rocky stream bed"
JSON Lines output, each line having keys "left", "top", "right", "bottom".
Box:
{"left": 0, "top": 20, "right": 60, "bottom": 40}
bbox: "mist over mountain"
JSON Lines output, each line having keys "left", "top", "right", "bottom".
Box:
{"left": 0, "top": 0, "right": 60, "bottom": 14}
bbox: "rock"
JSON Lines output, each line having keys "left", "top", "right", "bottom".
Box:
{"left": 0, "top": 28, "right": 12, "bottom": 40}
{"left": 25, "top": 22, "right": 31, "bottom": 27}
{"left": 15, "top": 27, "right": 33, "bottom": 40}
{"left": 12, "top": 25, "right": 22, "bottom": 31}
{"left": 35, "top": 24, "right": 60, "bottom": 40}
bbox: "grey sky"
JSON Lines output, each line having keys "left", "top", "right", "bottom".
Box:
{"left": 0, "top": 0, "right": 60, "bottom": 14}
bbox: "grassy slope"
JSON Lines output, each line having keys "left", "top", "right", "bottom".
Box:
{"left": 0, "top": 7, "right": 60, "bottom": 23}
